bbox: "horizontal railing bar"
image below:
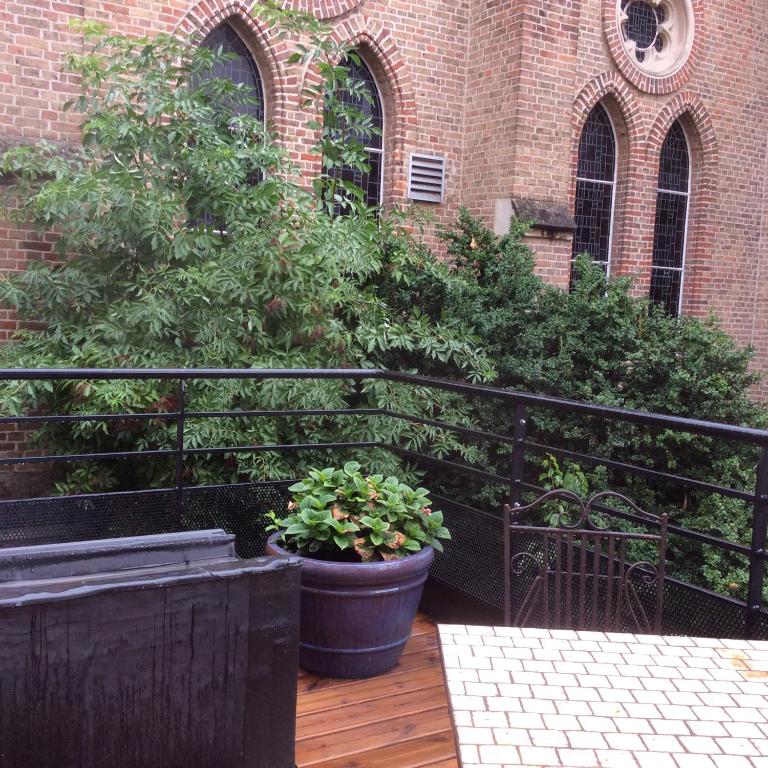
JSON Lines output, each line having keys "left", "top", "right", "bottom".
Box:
{"left": 185, "top": 441, "right": 380, "bottom": 456}
{"left": 0, "top": 412, "right": 180, "bottom": 425}
{"left": 0, "top": 441, "right": 381, "bottom": 466}
{"left": 384, "top": 410, "right": 516, "bottom": 446}
{"left": 0, "top": 408, "right": 382, "bottom": 426}
{"left": 3, "top": 406, "right": 753, "bottom": 503}
{"left": 381, "top": 372, "right": 768, "bottom": 445}
{"left": 520, "top": 481, "right": 753, "bottom": 556}
{"left": 3, "top": 367, "right": 768, "bottom": 444}
{"left": 186, "top": 408, "right": 382, "bottom": 419}
{"left": 0, "top": 367, "right": 378, "bottom": 381}
{"left": 0, "top": 449, "right": 177, "bottom": 466}
{"left": 387, "top": 445, "right": 511, "bottom": 485}
{"left": 523, "top": 440, "right": 755, "bottom": 502}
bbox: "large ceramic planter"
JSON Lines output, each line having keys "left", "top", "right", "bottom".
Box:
{"left": 266, "top": 534, "right": 433, "bottom": 678}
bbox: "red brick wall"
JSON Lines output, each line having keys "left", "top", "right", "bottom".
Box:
{"left": 462, "top": 0, "right": 767, "bottom": 395}
{"left": 1, "top": 0, "right": 767, "bottom": 395}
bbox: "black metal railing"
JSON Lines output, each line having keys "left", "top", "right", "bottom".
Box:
{"left": 1, "top": 367, "right": 767, "bottom": 638}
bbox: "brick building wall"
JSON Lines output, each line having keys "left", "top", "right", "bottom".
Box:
{"left": 1, "top": 0, "right": 767, "bottom": 393}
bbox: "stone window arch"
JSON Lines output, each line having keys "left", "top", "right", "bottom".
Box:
{"left": 650, "top": 119, "right": 691, "bottom": 315}
{"left": 325, "top": 51, "right": 385, "bottom": 211}
{"left": 572, "top": 103, "right": 619, "bottom": 278}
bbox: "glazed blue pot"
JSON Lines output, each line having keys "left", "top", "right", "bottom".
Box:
{"left": 266, "top": 534, "right": 433, "bottom": 679}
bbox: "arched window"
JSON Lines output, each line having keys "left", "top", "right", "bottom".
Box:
{"left": 572, "top": 104, "right": 618, "bottom": 277}
{"left": 325, "top": 53, "right": 384, "bottom": 210}
{"left": 650, "top": 120, "right": 690, "bottom": 316}
{"left": 202, "top": 23, "right": 265, "bottom": 123}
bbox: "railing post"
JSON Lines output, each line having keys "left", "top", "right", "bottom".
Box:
{"left": 174, "top": 378, "right": 186, "bottom": 528}
{"left": 746, "top": 447, "right": 768, "bottom": 638}
{"left": 509, "top": 404, "right": 528, "bottom": 508}
{"left": 504, "top": 403, "right": 528, "bottom": 626}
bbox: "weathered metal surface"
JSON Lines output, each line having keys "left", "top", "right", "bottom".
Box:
{"left": 0, "top": 530, "right": 302, "bottom": 768}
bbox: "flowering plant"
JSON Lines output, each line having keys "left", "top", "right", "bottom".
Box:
{"left": 266, "top": 462, "right": 450, "bottom": 561}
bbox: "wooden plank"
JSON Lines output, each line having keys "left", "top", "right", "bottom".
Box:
{"left": 296, "top": 707, "right": 454, "bottom": 766}
{"left": 295, "top": 613, "right": 458, "bottom": 768}
{"left": 401, "top": 631, "right": 439, "bottom": 656}
{"left": 304, "top": 731, "right": 457, "bottom": 768}
{"left": 297, "top": 665, "right": 443, "bottom": 715}
{"left": 297, "top": 648, "right": 441, "bottom": 695}
{"left": 411, "top": 614, "right": 436, "bottom": 635}
{"left": 296, "top": 684, "right": 447, "bottom": 739}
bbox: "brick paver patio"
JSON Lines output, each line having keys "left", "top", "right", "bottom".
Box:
{"left": 438, "top": 624, "right": 768, "bottom": 768}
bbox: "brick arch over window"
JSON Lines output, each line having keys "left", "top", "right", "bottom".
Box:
{"left": 301, "top": 17, "right": 417, "bottom": 205}
{"left": 573, "top": 72, "right": 644, "bottom": 147}
{"left": 277, "top": 0, "right": 362, "bottom": 19}
{"left": 176, "top": 1, "right": 287, "bottom": 129}
{"left": 647, "top": 94, "right": 718, "bottom": 314}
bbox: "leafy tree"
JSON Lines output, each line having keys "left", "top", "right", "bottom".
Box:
{"left": 0, "top": 13, "right": 493, "bottom": 493}
{"left": 378, "top": 209, "right": 767, "bottom": 598}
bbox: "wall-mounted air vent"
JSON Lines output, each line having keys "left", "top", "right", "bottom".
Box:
{"left": 407, "top": 153, "right": 446, "bottom": 203}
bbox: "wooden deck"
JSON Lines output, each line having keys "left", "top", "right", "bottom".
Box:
{"left": 295, "top": 614, "right": 459, "bottom": 768}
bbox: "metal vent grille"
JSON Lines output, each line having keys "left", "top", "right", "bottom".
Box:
{"left": 407, "top": 153, "right": 446, "bottom": 203}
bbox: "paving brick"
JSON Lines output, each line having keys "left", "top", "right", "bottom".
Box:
{"left": 440, "top": 625, "right": 768, "bottom": 768}
{"left": 518, "top": 746, "right": 559, "bottom": 766}
{"left": 492, "top": 728, "right": 531, "bottom": 746}
{"left": 636, "top": 753, "right": 678, "bottom": 768}
{"left": 556, "top": 747, "right": 599, "bottom": 767}
{"left": 605, "top": 732, "right": 646, "bottom": 751}
{"left": 530, "top": 729, "right": 568, "bottom": 747}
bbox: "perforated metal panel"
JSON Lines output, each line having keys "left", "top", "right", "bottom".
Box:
{"left": 0, "top": 481, "right": 291, "bottom": 559}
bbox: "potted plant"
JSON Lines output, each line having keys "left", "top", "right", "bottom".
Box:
{"left": 265, "top": 462, "right": 450, "bottom": 679}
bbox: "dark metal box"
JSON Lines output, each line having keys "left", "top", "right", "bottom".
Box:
{"left": 0, "top": 529, "right": 301, "bottom": 768}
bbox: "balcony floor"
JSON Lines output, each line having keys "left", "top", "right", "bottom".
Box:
{"left": 296, "top": 613, "right": 459, "bottom": 768}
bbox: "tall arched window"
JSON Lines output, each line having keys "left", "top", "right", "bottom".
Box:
{"left": 325, "top": 53, "right": 384, "bottom": 210}
{"left": 650, "top": 120, "right": 690, "bottom": 316}
{"left": 572, "top": 104, "right": 618, "bottom": 278}
{"left": 202, "top": 23, "right": 265, "bottom": 123}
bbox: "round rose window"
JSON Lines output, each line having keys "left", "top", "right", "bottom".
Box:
{"left": 617, "top": 0, "right": 694, "bottom": 78}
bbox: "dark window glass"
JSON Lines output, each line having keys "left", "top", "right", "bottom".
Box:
{"left": 573, "top": 179, "right": 614, "bottom": 262}
{"left": 572, "top": 104, "right": 616, "bottom": 278}
{"left": 657, "top": 120, "right": 690, "bottom": 192}
{"left": 202, "top": 24, "right": 265, "bottom": 122}
{"left": 620, "top": 0, "right": 664, "bottom": 62}
{"left": 650, "top": 121, "right": 690, "bottom": 316}
{"left": 193, "top": 24, "right": 265, "bottom": 228}
{"left": 326, "top": 53, "right": 384, "bottom": 210}
{"left": 649, "top": 268, "right": 683, "bottom": 316}
{"left": 576, "top": 103, "right": 616, "bottom": 182}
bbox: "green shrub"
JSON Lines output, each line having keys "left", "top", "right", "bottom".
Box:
{"left": 266, "top": 461, "right": 449, "bottom": 561}
{"left": 376, "top": 209, "right": 767, "bottom": 598}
